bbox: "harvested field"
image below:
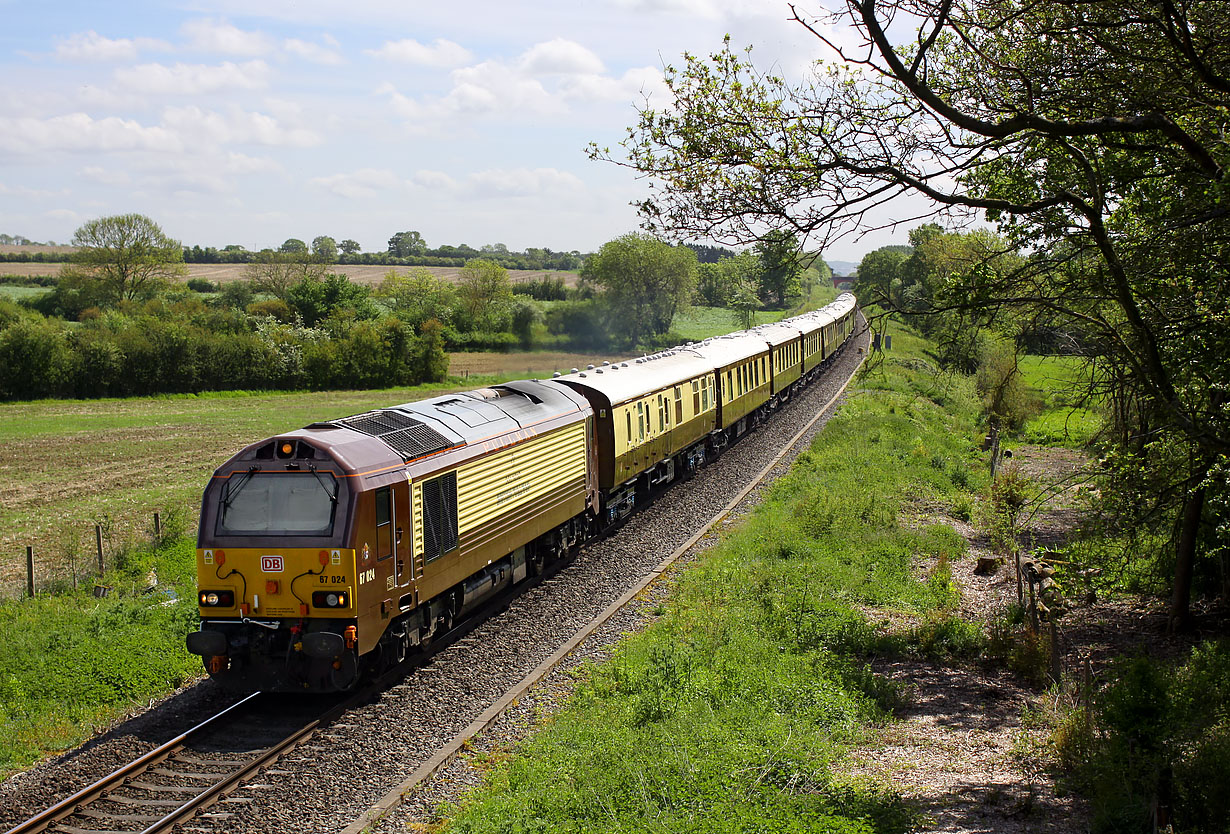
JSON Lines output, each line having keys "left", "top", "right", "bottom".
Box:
{"left": 0, "top": 260, "right": 579, "bottom": 287}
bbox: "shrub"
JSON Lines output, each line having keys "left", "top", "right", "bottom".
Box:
{"left": 1057, "top": 642, "right": 1230, "bottom": 833}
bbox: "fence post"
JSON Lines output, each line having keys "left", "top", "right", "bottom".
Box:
{"left": 154, "top": 512, "right": 161, "bottom": 541}
{"left": 96, "top": 525, "right": 105, "bottom": 574}
{"left": 26, "top": 546, "right": 34, "bottom": 598}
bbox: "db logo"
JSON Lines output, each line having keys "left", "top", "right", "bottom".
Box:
{"left": 260, "top": 555, "right": 284, "bottom": 573}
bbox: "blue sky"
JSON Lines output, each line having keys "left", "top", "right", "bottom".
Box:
{"left": 0, "top": 0, "right": 900, "bottom": 261}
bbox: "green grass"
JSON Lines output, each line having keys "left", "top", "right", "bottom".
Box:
{"left": 670, "top": 305, "right": 789, "bottom": 342}
{"left": 439, "top": 318, "right": 986, "bottom": 833}
{"left": 0, "top": 285, "right": 50, "bottom": 301}
{"left": 1016, "top": 355, "right": 1103, "bottom": 447}
{"left": 0, "top": 534, "right": 200, "bottom": 776}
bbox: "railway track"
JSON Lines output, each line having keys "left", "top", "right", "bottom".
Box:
{"left": 3, "top": 319, "right": 869, "bottom": 834}
{"left": 3, "top": 693, "right": 346, "bottom": 834}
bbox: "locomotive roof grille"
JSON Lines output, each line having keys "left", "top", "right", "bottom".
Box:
{"left": 333, "top": 409, "right": 456, "bottom": 461}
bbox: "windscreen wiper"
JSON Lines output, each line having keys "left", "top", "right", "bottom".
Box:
{"left": 308, "top": 464, "right": 338, "bottom": 504}
{"left": 222, "top": 465, "right": 260, "bottom": 509}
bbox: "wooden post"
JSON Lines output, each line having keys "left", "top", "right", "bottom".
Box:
{"left": 26, "top": 546, "right": 34, "bottom": 597}
{"left": 96, "top": 524, "right": 105, "bottom": 574}
{"left": 154, "top": 512, "right": 161, "bottom": 540}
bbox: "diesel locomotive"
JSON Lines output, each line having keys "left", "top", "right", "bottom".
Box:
{"left": 186, "top": 293, "right": 857, "bottom": 691}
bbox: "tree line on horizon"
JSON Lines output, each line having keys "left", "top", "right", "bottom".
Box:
{"left": 0, "top": 214, "right": 829, "bottom": 402}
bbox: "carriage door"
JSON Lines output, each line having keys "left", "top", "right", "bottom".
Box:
{"left": 392, "top": 481, "right": 410, "bottom": 587}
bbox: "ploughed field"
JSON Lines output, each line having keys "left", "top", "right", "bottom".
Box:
{"left": 0, "top": 258, "right": 579, "bottom": 287}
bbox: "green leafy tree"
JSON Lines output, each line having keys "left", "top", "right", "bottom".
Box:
{"left": 729, "top": 278, "right": 761, "bottom": 330}
{"left": 287, "top": 274, "right": 378, "bottom": 327}
{"left": 374, "top": 268, "right": 457, "bottom": 330}
{"left": 65, "top": 214, "right": 186, "bottom": 306}
{"left": 581, "top": 233, "right": 697, "bottom": 347}
{"left": 338, "top": 239, "right": 361, "bottom": 256}
{"left": 388, "top": 230, "right": 427, "bottom": 257}
{"left": 311, "top": 236, "right": 338, "bottom": 262}
{"left": 754, "top": 230, "right": 802, "bottom": 308}
{"left": 456, "top": 258, "right": 514, "bottom": 333}
{"left": 695, "top": 251, "right": 761, "bottom": 307}
{"left": 601, "top": 1, "right": 1230, "bottom": 631}
{"left": 280, "top": 238, "right": 308, "bottom": 255}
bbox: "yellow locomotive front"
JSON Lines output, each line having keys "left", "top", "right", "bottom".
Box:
{"left": 188, "top": 435, "right": 368, "bottom": 691}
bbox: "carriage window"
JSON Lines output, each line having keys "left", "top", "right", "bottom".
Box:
{"left": 692, "top": 381, "right": 700, "bottom": 414}
{"left": 217, "top": 472, "right": 337, "bottom": 536}
{"left": 675, "top": 387, "right": 683, "bottom": 423}
{"left": 626, "top": 410, "right": 632, "bottom": 445}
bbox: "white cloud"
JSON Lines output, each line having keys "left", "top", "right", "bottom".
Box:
{"left": 283, "top": 38, "right": 344, "bottom": 65}
{"left": 80, "top": 166, "right": 131, "bottom": 186}
{"left": 465, "top": 167, "right": 584, "bottom": 198}
{"left": 114, "top": 61, "right": 271, "bottom": 96}
{"left": 0, "top": 181, "right": 64, "bottom": 199}
{"left": 558, "top": 65, "right": 667, "bottom": 104}
{"left": 410, "top": 170, "right": 459, "bottom": 190}
{"left": 366, "top": 38, "right": 473, "bottom": 67}
{"left": 160, "top": 105, "right": 322, "bottom": 148}
{"left": 0, "top": 113, "right": 182, "bottom": 154}
{"left": 181, "top": 18, "right": 275, "bottom": 56}
{"left": 309, "top": 168, "right": 401, "bottom": 199}
{"left": 55, "top": 31, "right": 171, "bottom": 62}
{"left": 518, "top": 39, "right": 605, "bottom": 76}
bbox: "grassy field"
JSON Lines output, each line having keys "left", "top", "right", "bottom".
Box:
{"left": 0, "top": 285, "right": 50, "bottom": 301}
{"left": 439, "top": 321, "right": 988, "bottom": 833}
{"left": 1016, "top": 355, "right": 1103, "bottom": 447}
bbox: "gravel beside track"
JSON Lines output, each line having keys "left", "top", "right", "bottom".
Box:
{"left": 1, "top": 319, "right": 868, "bottom": 834}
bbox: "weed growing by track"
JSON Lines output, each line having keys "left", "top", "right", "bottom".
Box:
{"left": 440, "top": 326, "right": 987, "bottom": 833}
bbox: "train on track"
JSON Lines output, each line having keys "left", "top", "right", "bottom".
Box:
{"left": 187, "top": 293, "right": 858, "bottom": 691}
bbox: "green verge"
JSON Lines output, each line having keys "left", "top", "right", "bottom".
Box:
{"left": 440, "top": 324, "right": 987, "bottom": 834}
{"left": 0, "top": 533, "right": 200, "bottom": 777}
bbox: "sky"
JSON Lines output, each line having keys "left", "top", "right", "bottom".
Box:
{"left": 0, "top": 0, "right": 910, "bottom": 263}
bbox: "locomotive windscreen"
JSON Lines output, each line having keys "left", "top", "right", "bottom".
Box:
{"left": 217, "top": 472, "right": 338, "bottom": 536}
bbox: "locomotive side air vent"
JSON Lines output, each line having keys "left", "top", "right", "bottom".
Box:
{"left": 332, "top": 410, "right": 456, "bottom": 462}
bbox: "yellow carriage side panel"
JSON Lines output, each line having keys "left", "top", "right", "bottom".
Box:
{"left": 455, "top": 422, "right": 587, "bottom": 535}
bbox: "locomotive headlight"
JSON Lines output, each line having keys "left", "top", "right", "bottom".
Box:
{"left": 198, "top": 590, "right": 234, "bottom": 607}
{"left": 204, "top": 592, "right": 219, "bottom": 606}
{"left": 326, "top": 593, "right": 339, "bottom": 607}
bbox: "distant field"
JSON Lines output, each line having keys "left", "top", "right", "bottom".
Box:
{"left": 0, "top": 285, "right": 50, "bottom": 301}
{"left": 0, "top": 259, "right": 578, "bottom": 287}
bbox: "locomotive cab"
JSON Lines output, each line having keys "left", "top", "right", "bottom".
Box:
{"left": 188, "top": 431, "right": 391, "bottom": 691}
